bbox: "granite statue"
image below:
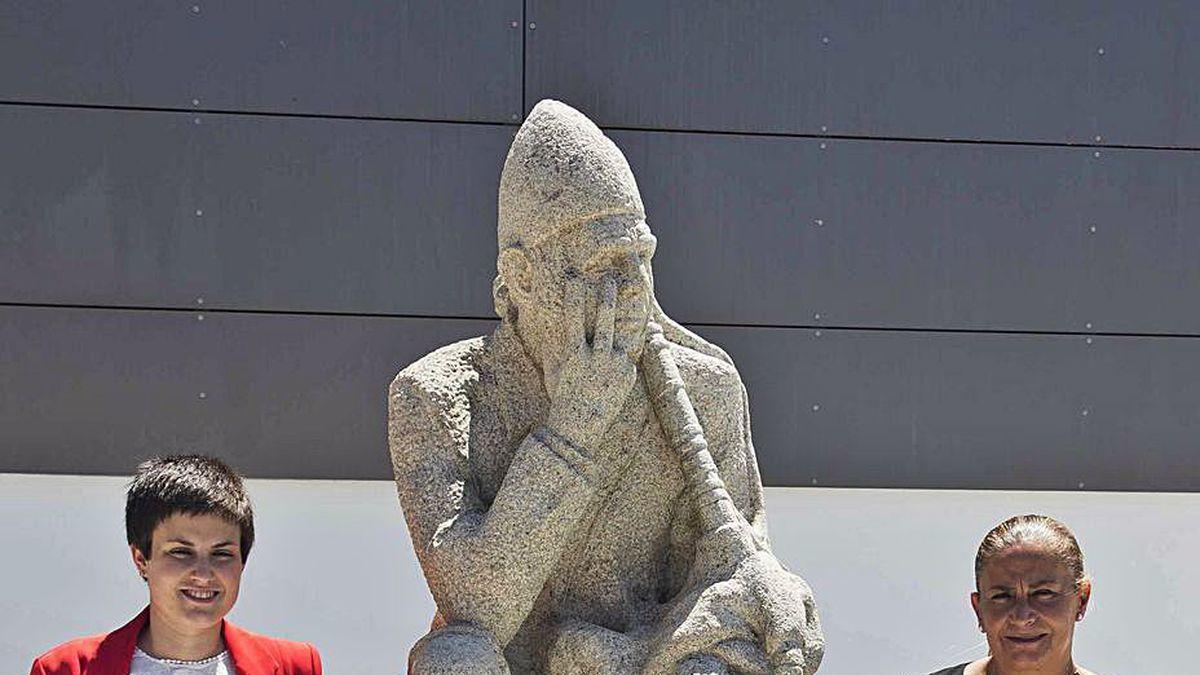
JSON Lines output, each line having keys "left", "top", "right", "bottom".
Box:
{"left": 388, "top": 100, "right": 823, "bottom": 674}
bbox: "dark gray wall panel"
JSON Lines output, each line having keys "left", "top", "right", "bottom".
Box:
{"left": 0, "top": 1, "right": 522, "bottom": 122}
{"left": 7, "top": 109, "right": 1199, "bottom": 333}
{"left": 632, "top": 135, "right": 1198, "bottom": 333}
{"left": 622, "top": 132, "right": 1099, "bottom": 331}
{"left": 0, "top": 105, "right": 511, "bottom": 316}
{"left": 1092, "top": 2, "right": 1200, "bottom": 148}
{"left": 5, "top": 306, "right": 1196, "bottom": 490}
{"left": 1080, "top": 335, "right": 1200, "bottom": 489}
{"left": 1082, "top": 147, "right": 1200, "bottom": 334}
{"left": 694, "top": 325, "right": 1200, "bottom": 492}
{"left": 0, "top": 305, "right": 494, "bottom": 479}
{"left": 527, "top": 1, "right": 1200, "bottom": 147}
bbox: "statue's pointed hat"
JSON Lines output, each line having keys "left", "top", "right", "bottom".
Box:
{"left": 498, "top": 99, "right": 645, "bottom": 250}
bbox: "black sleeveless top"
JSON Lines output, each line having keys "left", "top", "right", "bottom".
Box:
{"left": 926, "top": 665, "right": 967, "bottom": 675}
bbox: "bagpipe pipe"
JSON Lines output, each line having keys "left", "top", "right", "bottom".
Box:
{"left": 640, "top": 320, "right": 765, "bottom": 584}
{"left": 639, "top": 320, "right": 824, "bottom": 674}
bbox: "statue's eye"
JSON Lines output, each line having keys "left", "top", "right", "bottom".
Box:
{"left": 581, "top": 259, "right": 607, "bottom": 278}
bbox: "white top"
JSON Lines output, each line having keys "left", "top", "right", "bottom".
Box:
{"left": 130, "top": 647, "right": 234, "bottom": 675}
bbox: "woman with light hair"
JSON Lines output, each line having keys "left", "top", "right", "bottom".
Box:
{"left": 926, "top": 514, "right": 1099, "bottom": 675}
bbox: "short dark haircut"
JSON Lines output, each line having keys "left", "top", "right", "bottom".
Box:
{"left": 126, "top": 455, "right": 255, "bottom": 562}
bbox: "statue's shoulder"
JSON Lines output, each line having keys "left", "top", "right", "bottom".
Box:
{"left": 666, "top": 341, "right": 749, "bottom": 461}
{"left": 389, "top": 335, "right": 490, "bottom": 415}
{"left": 667, "top": 340, "right": 745, "bottom": 400}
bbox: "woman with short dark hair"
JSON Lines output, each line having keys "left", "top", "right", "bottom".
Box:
{"left": 926, "top": 514, "right": 1099, "bottom": 675}
{"left": 30, "top": 455, "right": 322, "bottom": 675}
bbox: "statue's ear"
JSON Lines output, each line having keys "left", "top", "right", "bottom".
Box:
{"left": 498, "top": 248, "right": 534, "bottom": 302}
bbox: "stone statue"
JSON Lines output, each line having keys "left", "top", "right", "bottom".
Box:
{"left": 388, "top": 100, "right": 823, "bottom": 675}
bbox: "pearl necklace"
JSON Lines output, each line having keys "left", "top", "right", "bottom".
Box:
{"left": 136, "top": 647, "right": 228, "bottom": 666}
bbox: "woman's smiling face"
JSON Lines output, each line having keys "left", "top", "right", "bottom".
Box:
{"left": 132, "top": 512, "right": 244, "bottom": 635}
{"left": 971, "top": 543, "right": 1090, "bottom": 672}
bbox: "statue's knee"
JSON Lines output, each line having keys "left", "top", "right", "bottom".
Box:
{"left": 408, "top": 624, "right": 510, "bottom": 675}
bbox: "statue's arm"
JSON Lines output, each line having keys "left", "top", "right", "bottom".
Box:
{"left": 714, "top": 372, "right": 772, "bottom": 547}
{"left": 388, "top": 374, "right": 600, "bottom": 646}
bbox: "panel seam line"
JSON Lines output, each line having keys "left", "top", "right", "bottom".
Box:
{"left": 2, "top": 302, "right": 1197, "bottom": 339}
{"left": 4, "top": 100, "right": 1198, "bottom": 152}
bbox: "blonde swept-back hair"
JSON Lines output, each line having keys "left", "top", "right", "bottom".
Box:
{"left": 975, "top": 514, "right": 1086, "bottom": 590}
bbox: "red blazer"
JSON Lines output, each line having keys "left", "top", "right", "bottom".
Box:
{"left": 30, "top": 608, "right": 322, "bottom": 675}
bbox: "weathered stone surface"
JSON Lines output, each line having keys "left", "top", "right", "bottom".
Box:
{"left": 389, "top": 100, "right": 823, "bottom": 674}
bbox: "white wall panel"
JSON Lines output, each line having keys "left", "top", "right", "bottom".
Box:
{"left": 4, "top": 475, "right": 1193, "bottom": 674}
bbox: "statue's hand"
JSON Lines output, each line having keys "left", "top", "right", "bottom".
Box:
{"left": 546, "top": 275, "right": 639, "bottom": 452}
{"left": 644, "top": 550, "right": 823, "bottom": 675}
{"left": 737, "top": 551, "right": 824, "bottom": 674}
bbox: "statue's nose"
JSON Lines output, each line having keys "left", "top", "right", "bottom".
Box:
{"left": 618, "top": 251, "right": 647, "bottom": 280}
{"left": 616, "top": 266, "right": 649, "bottom": 299}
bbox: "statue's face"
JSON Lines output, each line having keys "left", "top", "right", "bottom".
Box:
{"left": 517, "top": 214, "right": 656, "bottom": 375}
